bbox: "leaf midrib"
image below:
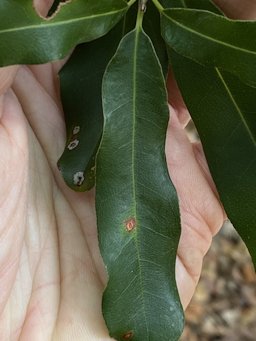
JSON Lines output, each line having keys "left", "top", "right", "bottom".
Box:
{"left": 215, "top": 68, "right": 256, "bottom": 146}
{"left": 0, "top": 8, "right": 126, "bottom": 34}
{"left": 178, "top": 2, "right": 256, "bottom": 147}
{"left": 131, "top": 27, "right": 150, "bottom": 339}
{"left": 163, "top": 9, "right": 256, "bottom": 56}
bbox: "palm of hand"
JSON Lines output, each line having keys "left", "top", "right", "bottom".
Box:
{"left": 0, "top": 65, "right": 110, "bottom": 340}
{"left": 0, "top": 61, "right": 225, "bottom": 339}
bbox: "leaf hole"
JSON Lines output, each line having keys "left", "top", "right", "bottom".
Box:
{"left": 73, "top": 171, "right": 84, "bottom": 186}
{"left": 33, "top": 0, "right": 70, "bottom": 19}
{"left": 67, "top": 139, "right": 79, "bottom": 150}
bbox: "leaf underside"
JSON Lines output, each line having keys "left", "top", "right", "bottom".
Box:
{"left": 0, "top": 0, "right": 128, "bottom": 66}
{"left": 167, "top": 0, "right": 256, "bottom": 266}
{"left": 96, "top": 27, "right": 184, "bottom": 341}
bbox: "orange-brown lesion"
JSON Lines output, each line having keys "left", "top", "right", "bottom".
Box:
{"left": 125, "top": 218, "right": 136, "bottom": 232}
{"left": 122, "top": 330, "right": 134, "bottom": 340}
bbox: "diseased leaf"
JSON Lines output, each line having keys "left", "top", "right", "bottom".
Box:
{"left": 58, "top": 23, "right": 124, "bottom": 191}
{"left": 96, "top": 21, "right": 184, "bottom": 341}
{"left": 47, "top": 0, "right": 64, "bottom": 17}
{"left": 0, "top": 0, "right": 128, "bottom": 66}
{"left": 58, "top": 3, "right": 168, "bottom": 192}
{"left": 168, "top": 1, "right": 256, "bottom": 266}
{"left": 161, "top": 7, "right": 256, "bottom": 86}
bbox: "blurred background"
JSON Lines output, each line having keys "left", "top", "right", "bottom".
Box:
{"left": 180, "top": 221, "right": 256, "bottom": 340}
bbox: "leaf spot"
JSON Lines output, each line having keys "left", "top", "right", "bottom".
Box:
{"left": 67, "top": 139, "right": 79, "bottom": 150}
{"left": 73, "top": 171, "right": 84, "bottom": 186}
{"left": 125, "top": 218, "right": 136, "bottom": 232}
{"left": 73, "top": 126, "right": 80, "bottom": 135}
{"left": 122, "top": 331, "right": 133, "bottom": 340}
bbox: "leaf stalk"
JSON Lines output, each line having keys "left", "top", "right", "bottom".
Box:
{"left": 151, "top": 0, "right": 164, "bottom": 12}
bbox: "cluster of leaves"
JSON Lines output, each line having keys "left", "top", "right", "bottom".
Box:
{"left": 1, "top": 0, "right": 256, "bottom": 340}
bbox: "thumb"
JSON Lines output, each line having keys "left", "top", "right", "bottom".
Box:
{"left": 213, "top": 0, "right": 256, "bottom": 19}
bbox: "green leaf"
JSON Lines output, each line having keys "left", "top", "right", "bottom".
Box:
{"left": 0, "top": 0, "right": 128, "bottom": 66}
{"left": 58, "top": 3, "right": 168, "bottom": 192}
{"left": 171, "top": 51, "right": 256, "bottom": 266}
{"left": 143, "top": 1, "right": 169, "bottom": 76}
{"left": 168, "top": 1, "right": 256, "bottom": 266}
{"left": 125, "top": 1, "right": 169, "bottom": 76}
{"left": 47, "top": 0, "right": 64, "bottom": 17}
{"left": 161, "top": 7, "right": 256, "bottom": 87}
{"left": 58, "top": 23, "right": 124, "bottom": 191}
{"left": 96, "top": 21, "right": 184, "bottom": 341}
{"left": 160, "top": 0, "right": 222, "bottom": 13}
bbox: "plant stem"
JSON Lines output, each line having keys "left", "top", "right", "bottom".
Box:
{"left": 136, "top": 1, "right": 146, "bottom": 28}
{"left": 151, "top": 0, "right": 164, "bottom": 12}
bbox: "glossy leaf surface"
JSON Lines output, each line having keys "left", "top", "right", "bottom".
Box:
{"left": 96, "top": 25, "right": 184, "bottom": 341}
{"left": 0, "top": 0, "right": 128, "bottom": 66}
{"left": 168, "top": 0, "right": 256, "bottom": 265}
{"left": 161, "top": 7, "right": 256, "bottom": 86}
{"left": 161, "top": 0, "right": 222, "bottom": 13}
{"left": 58, "top": 23, "right": 124, "bottom": 191}
{"left": 143, "top": 1, "right": 169, "bottom": 76}
{"left": 58, "top": 3, "right": 168, "bottom": 192}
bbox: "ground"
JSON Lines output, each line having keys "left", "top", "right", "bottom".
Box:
{"left": 181, "top": 222, "right": 256, "bottom": 340}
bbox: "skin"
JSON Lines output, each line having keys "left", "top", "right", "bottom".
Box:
{"left": 0, "top": 0, "right": 255, "bottom": 340}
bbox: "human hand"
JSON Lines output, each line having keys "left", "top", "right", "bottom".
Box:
{"left": 0, "top": 1, "right": 253, "bottom": 340}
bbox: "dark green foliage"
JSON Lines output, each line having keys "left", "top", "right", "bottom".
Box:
{"left": 96, "top": 25, "right": 183, "bottom": 341}
{"left": 1, "top": 0, "right": 256, "bottom": 339}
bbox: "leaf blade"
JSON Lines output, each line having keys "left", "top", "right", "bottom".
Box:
{"left": 96, "top": 27, "right": 184, "bottom": 341}
{"left": 57, "top": 23, "right": 124, "bottom": 191}
{"left": 167, "top": 0, "right": 256, "bottom": 265}
{"left": 161, "top": 7, "right": 256, "bottom": 86}
{"left": 0, "top": 0, "right": 128, "bottom": 66}
{"left": 160, "top": 0, "right": 222, "bottom": 14}
{"left": 58, "top": 3, "right": 169, "bottom": 192}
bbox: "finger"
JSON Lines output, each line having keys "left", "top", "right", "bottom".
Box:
{"left": 51, "top": 193, "right": 112, "bottom": 341}
{"left": 12, "top": 66, "right": 65, "bottom": 170}
{"left": 0, "top": 66, "right": 19, "bottom": 96}
{"left": 28, "top": 55, "right": 71, "bottom": 106}
{"left": 213, "top": 0, "right": 256, "bottom": 19}
{"left": 166, "top": 107, "right": 225, "bottom": 308}
{"left": 167, "top": 68, "right": 190, "bottom": 128}
{"left": 33, "top": 0, "right": 54, "bottom": 17}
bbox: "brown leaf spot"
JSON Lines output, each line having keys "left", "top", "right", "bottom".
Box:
{"left": 125, "top": 218, "right": 136, "bottom": 232}
{"left": 122, "top": 331, "right": 134, "bottom": 340}
{"left": 67, "top": 139, "right": 79, "bottom": 150}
